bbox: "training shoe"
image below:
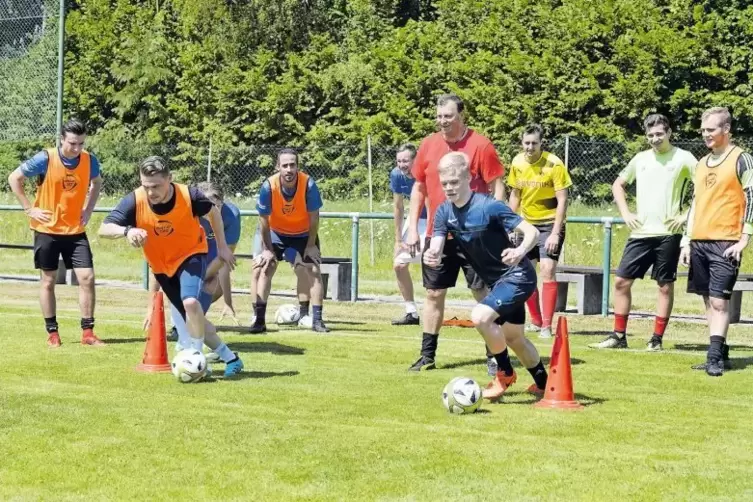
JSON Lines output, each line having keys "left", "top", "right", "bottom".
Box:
{"left": 223, "top": 355, "right": 244, "bottom": 378}
{"left": 526, "top": 383, "right": 545, "bottom": 397}
{"left": 408, "top": 355, "right": 436, "bottom": 372}
{"left": 47, "top": 332, "right": 61, "bottom": 348}
{"left": 705, "top": 359, "right": 724, "bottom": 377}
{"left": 589, "top": 333, "right": 627, "bottom": 349}
{"left": 298, "top": 315, "right": 313, "bottom": 329}
{"left": 482, "top": 371, "right": 518, "bottom": 402}
{"left": 526, "top": 323, "right": 542, "bottom": 333}
{"left": 646, "top": 335, "right": 663, "bottom": 351}
{"left": 486, "top": 357, "right": 498, "bottom": 376}
{"left": 539, "top": 327, "right": 553, "bottom": 339}
{"left": 692, "top": 360, "right": 733, "bottom": 371}
{"left": 312, "top": 320, "right": 331, "bottom": 333}
{"left": 205, "top": 351, "right": 221, "bottom": 363}
{"left": 81, "top": 330, "right": 105, "bottom": 346}
{"left": 166, "top": 326, "right": 178, "bottom": 342}
{"left": 392, "top": 313, "right": 420, "bottom": 326}
{"left": 248, "top": 322, "right": 267, "bottom": 334}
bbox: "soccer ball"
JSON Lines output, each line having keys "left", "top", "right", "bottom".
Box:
{"left": 442, "top": 377, "right": 483, "bottom": 414}
{"left": 275, "top": 304, "right": 301, "bottom": 325}
{"left": 171, "top": 349, "right": 208, "bottom": 383}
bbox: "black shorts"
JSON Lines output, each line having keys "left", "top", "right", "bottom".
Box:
{"left": 422, "top": 237, "right": 486, "bottom": 290}
{"left": 271, "top": 231, "right": 320, "bottom": 265}
{"left": 154, "top": 254, "right": 207, "bottom": 319}
{"left": 33, "top": 231, "right": 94, "bottom": 271}
{"left": 525, "top": 223, "right": 566, "bottom": 262}
{"left": 616, "top": 235, "right": 682, "bottom": 283}
{"left": 687, "top": 240, "right": 739, "bottom": 300}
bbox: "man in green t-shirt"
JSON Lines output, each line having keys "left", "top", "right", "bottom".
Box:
{"left": 592, "top": 114, "right": 696, "bottom": 351}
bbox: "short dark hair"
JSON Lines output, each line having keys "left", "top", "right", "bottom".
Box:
{"left": 643, "top": 114, "right": 671, "bottom": 132}
{"left": 277, "top": 147, "right": 299, "bottom": 165}
{"left": 522, "top": 123, "right": 544, "bottom": 140}
{"left": 61, "top": 118, "right": 86, "bottom": 138}
{"left": 196, "top": 181, "right": 224, "bottom": 204}
{"left": 436, "top": 93, "right": 464, "bottom": 114}
{"left": 139, "top": 156, "right": 170, "bottom": 177}
{"left": 396, "top": 143, "right": 417, "bottom": 158}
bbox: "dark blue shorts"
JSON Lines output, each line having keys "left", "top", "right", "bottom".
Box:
{"left": 254, "top": 229, "right": 321, "bottom": 264}
{"left": 207, "top": 239, "right": 218, "bottom": 263}
{"left": 480, "top": 266, "right": 537, "bottom": 325}
{"left": 154, "top": 254, "right": 207, "bottom": 318}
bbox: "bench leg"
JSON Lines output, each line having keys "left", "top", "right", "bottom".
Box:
{"left": 729, "top": 291, "right": 742, "bottom": 324}
{"left": 337, "top": 263, "right": 352, "bottom": 301}
{"left": 578, "top": 275, "right": 603, "bottom": 315}
{"left": 321, "top": 273, "right": 330, "bottom": 300}
{"left": 555, "top": 282, "right": 569, "bottom": 312}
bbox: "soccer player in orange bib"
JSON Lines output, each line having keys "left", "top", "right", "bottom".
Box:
{"left": 680, "top": 107, "right": 753, "bottom": 376}
{"left": 7, "top": 119, "right": 104, "bottom": 347}
{"left": 99, "top": 156, "right": 244, "bottom": 378}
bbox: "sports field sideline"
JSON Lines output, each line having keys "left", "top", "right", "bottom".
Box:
{"left": 2, "top": 281, "right": 753, "bottom": 501}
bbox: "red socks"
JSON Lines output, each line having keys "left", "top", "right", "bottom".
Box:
{"left": 654, "top": 316, "right": 669, "bottom": 337}
{"left": 541, "top": 282, "right": 558, "bottom": 329}
{"left": 526, "top": 287, "right": 543, "bottom": 327}
{"left": 614, "top": 313, "right": 628, "bottom": 334}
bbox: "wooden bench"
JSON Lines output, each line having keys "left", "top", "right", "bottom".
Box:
{"left": 555, "top": 266, "right": 604, "bottom": 315}
{"left": 319, "top": 257, "right": 352, "bottom": 302}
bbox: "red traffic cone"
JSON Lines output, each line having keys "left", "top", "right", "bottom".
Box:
{"left": 135, "top": 292, "right": 172, "bottom": 373}
{"left": 535, "top": 316, "right": 583, "bottom": 410}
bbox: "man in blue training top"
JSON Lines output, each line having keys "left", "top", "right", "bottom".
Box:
{"left": 426, "top": 152, "right": 549, "bottom": 400}
{"left": 250, "top": 148, "right": 329, "bottom": 333}
{"left": 390, "top": 143, "right": 428, "bottom": 325}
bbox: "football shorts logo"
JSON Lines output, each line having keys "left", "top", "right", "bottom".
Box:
{"left": 704, "top": 172, "right": 717, "bottom": 189}
{"left": 154, "top": 220, "right": 175, "bottom": 236}
{"left": 62, "top": 173, "right": 78, "bottom": 191}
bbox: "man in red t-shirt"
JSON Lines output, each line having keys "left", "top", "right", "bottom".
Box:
{"left": 406, "top": 93, "right": 506, "bottom": 372}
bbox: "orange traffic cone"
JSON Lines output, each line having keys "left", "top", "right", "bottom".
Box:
{"left": 535, "top": 316, "right": 583, "bottom": 410}
{"left": 135, "top": 292, "right": 172, "bottom": 373}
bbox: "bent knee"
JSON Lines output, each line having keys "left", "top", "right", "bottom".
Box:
{"left": 614, "top": 277, "right": 632, "bottom": 291}
{"left": 425, "top": 288, "right": 446, "bottom": 302}
{"left": 183, "top": 297, "right": 201, "bottom": 312}
{"left": 471, "top": 304, "right": 496, "bottom": 326}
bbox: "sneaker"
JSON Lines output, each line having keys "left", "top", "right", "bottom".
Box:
{"left": 539, "top": 327, "right": 553, "bottom": 339}
{"left": 482, "top": 371, "right": 518, "bottom": 402}
{"left": 486, "top": 357, "right": 498, "bottom": 376}
{"left": 205, "top": 351, "right": 221, "bottom": 363}
{"left": 392, "top": 313, "right": 420, "bottom": 326}
{"left": 47, "top": 332, "right": 61, "bottom": 348}
{"left": 526, "top": 323, "right": 542, "bottom": 333}
{"left": 646, "top": 335, "right": 663, "bottom": 351}
{"left": 166, "top": 326, "right": 178, "bottom": 342}
{"left": 81, "top": 330, "right": 105, "bottom": 346}
{"left": 526, "top": 383, "right": 545, "bottom": 397}
{"left": 224, "top": 355, "right": 244, "bottom": 378}
{"left": 298, "top": 315, "right": 313, "bottom": 329}
{"left": 312, "top": 320, "right": 331, "bottom": 333}
{"left": 589, "top": 333, "right": 627, "bottom": 349}
{"left": 248, "top": 322, "right": 267, "bottom": 334}
{"left": 705, "top": 359, "right": 724, "bottom": 377}
{"left": 692, "top": 360, "right": 733, "bottom": 371}
{"left": 408, "top": 355, "right": 436, "bottom": 372}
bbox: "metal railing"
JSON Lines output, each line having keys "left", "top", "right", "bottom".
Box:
{"left": 0, "top": 205, "right": 622, "bottom": 315}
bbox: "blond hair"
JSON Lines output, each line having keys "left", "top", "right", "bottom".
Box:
{"left": 438, "top": 152, "right": 470, "bottom": 177}
{"left": 701, "top": 107, "right": 732, "bottom": 128}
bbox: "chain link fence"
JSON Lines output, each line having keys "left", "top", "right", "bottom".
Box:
{"left": 0, "top": 0, "right": 60, "bottom": 142}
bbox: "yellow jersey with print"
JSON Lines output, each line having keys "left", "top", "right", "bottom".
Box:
{"left": 507, "top": 151, "right": 572, "bottom": 224}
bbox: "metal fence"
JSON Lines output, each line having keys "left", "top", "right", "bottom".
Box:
{"left": 0, "top": 0, "right": 62, "bottom": 142}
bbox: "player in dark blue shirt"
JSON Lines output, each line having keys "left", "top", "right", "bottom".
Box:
{"left": 427, "top": 152, "right": 549, "bottom": 400}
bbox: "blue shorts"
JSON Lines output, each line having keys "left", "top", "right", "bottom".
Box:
{"left": 253, "top": 229, "right": 320, "bottom": 265}
{"left": 480, "top": 266, "right": 537, "bottom": 325}
{"left": 207, "top": 239, "right": 218, "bottom": 263}
{"left": 154, "top": 254, "right": 207, "bottom": 319}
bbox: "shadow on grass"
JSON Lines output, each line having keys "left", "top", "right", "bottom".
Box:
{"left": 102, "top": 337, "right": 145, "bottom": 344}
{"left": 504, "top": 392, "right": 606, "bottom": 407}
{"left": 228, "top": 341, "right": 305, "bottom": 355}
{"left": 673, "top": 343, "right": 752, "bottom": 352}
{"left": 226, "top": 370, "right": 299, "bottom": 380}
{"left": 440, "top": 356, "right": 585, "bottom": 371}
{"left": 569, "top": 330, "right": 613, "bottom": 336}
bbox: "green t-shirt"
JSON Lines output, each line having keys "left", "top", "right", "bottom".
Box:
{"left": 619, "top": 146, "right": 696, "bottom": 238}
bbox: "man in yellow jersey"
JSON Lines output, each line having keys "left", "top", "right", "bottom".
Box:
{"left": 250, "top": 148, "right": 329, "bottom": 334}
{"left": 8, "top": 119, "right": 104, "bottom": 347}
{"left": 507, "top": 124, "right": 572, "bottom": 339}
{"left": 592, "top": 114, "right": 696, "bottom": 351}
{"left": 99, "top": 156, "right": 244, "bottom": 378}
{"left": 680, "top": 107, "right": 753, "bottom": 377}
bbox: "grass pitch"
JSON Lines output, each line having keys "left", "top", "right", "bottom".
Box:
{"left": 2, "top": 282, "right": 753, "bottom": 501}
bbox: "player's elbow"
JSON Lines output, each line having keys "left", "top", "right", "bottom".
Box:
{"left": 8, "top": 169, "right": 23, "bottom": 188}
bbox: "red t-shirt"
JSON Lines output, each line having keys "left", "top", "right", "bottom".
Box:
{"left": 412, "top": 129, "right": 505, "bottom": 234}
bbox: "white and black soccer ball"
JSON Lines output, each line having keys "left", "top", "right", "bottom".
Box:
{"left": 442, "top": 377, "right": 483, "bottom": 414}
{"left": 275, "top": 304, "right": 301, "bottom": 325}
{"left": 171, "top": 349, "right": 208, "bottom": 383}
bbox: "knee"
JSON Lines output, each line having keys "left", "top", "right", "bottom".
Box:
{"left": 539, "top": 261, "right": 556, "bottom": 282}
{"left": 709, "top": 298, "right": 728, "bottom": 314}
{"left": 263, "top": 261, "right": 278, "bottom": 277}
{"left": 393, "top": 261, "right": 408, "bottom": 273}
{"left": 183, "top": 297, "right": 202, "bottom": 315}
{"left": 658, "top": 282, "right": 673, "bottom": 296}
{"left": 425, "top": 288, "right": 446, "bottom": 303}
{"left": 614, "top": 277, "right": 632, "bottom": 292}
{"left": 471, "top": 304, "right": 495, "bottom": 326}
{"left": 40, "top": 274, "right": 56, "bottom": 290}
